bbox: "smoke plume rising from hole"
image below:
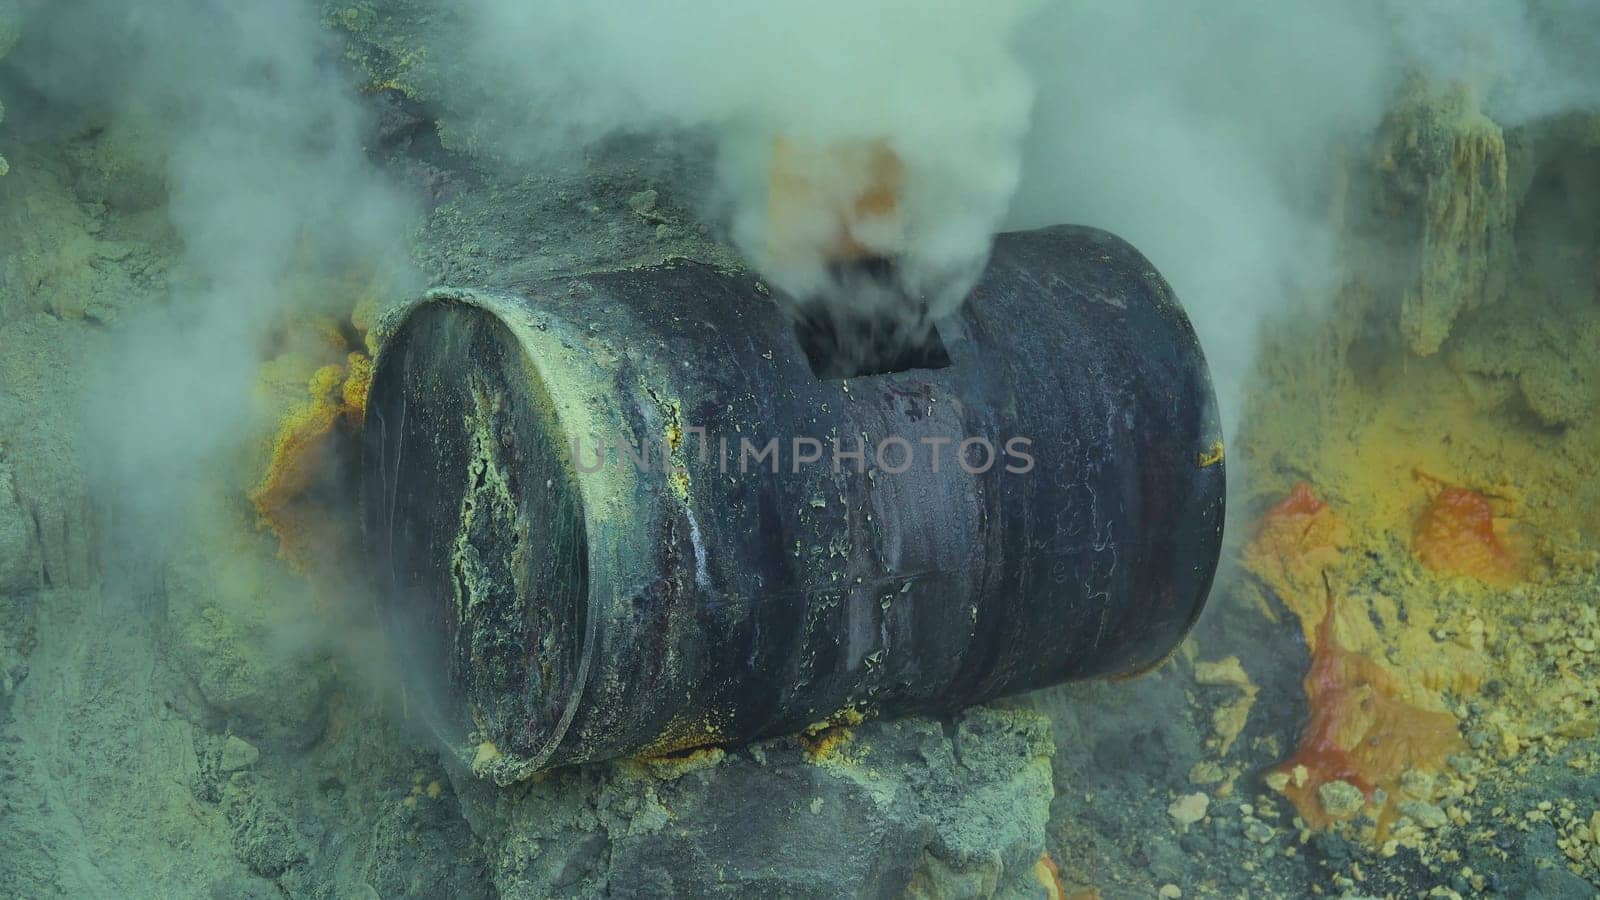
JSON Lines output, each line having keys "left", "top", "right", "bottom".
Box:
{"left": 456, "top": 0, "right": 1043, "bottom": 374}
{"left": 444, "top": 0, "right": 1599, "bottom": 390}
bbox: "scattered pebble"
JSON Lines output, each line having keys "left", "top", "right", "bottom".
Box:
{"left": 627, "top": 188, "right": 660, "bottom": 218}
{"left": 1523, "top": 620, "right": 1558, "bottom": 644}
{"left": 1399, "top": 799, "right": 1449, "bottom": 829}
{"left": 1400, "top": 769, "right": 1435, "bottom": 799}
{"left": 1317, "top": 780, "right": 1365, "bottom": 820}
{"left": 1158, "top": 884, "right": 1182, "bottom": 899}
{"left": 220, "top": 735, "right": 260, "bottom": 772}
{"left": 1169, "top": 793, "right": 1210, "bottom": 827}
{"left": 1189, "top": 760, "right": 1226, "bottom": 785}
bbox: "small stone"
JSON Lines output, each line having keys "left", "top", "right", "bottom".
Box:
{"left": 1401, "top": 769, "right": 1436, "bottom": 799}
{"left": 627, "top": 188, "right": 660, "bottom": 218}
{"left": 1400, "top": 799, "right": 1449, "bottom": 829}
{"left": 1245, "top": 821, "right": 1275, "bottom": 844}
{"left": 1317, "top": 780, "right": 1365, "bottom": 820}
{"left": 1158, "top": 884, "right": 1182, "bottom": 899}
{"left": 1523, "top": 620, "right": 1558, "bottom": 644}
{"left": 1168, "top": 793, "right": 1210, "bottom": 827}
{"left": 1189, "top": 760, "right": 1226, "bottom": 785}
{"left": 1265, "top": 771, "right": 1290, "bottom": 792}
{"left": 220, "top": 735, "right": 260, "bottom": 772}
{"left": 1291, "top": 764, "right": 1309, "bottom": 788}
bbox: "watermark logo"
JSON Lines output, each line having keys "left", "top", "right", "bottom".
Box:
{"left": 572, "top": 428, "right": 1034, "bottom": 476}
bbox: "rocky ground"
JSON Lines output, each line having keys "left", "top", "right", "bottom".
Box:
{"left": 2, "top": 4, "right": 1600, "bottom": 899}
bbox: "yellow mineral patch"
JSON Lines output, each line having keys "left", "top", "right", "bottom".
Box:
{"left": 1378, "top": 81, "right": 1512, "bottom": 357}
{"left": 248, "top": 306, "right": 376, "bottom": 574}
{"left": 342, "top": 351, "right": 374, "bottom": 423}
{"left": 642, "top": 383, "right": 692, "bottom": 503}
{"left": 249, "top": 362, "right": 347, "bottom": 570}
{"left": 803, "top": 704, "right": 867, "bottom": 735}
{"left": 639, "top": 714, "right": 729, "bottom": 759}
{"left": 797, "top": 706, "right": 871, "bottom": 764}
{"left": 799, "top": 724, "right": 856, "bottom": 764}
{"left": 471, "top": 741, "right": 501, "bottom": 769}
{"left": 1033, "top": 852, "right": 1070, "bottom": 900}
{"left": 628, "top": 746, "right": 726, "bottom": 780}
{"left": 1194, "top": 656, "right": 1258, "bottom": 757}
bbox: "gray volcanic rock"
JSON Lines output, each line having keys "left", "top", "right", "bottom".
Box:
{"left": 455, "top": 707, "right": 1056, "bottom": 899}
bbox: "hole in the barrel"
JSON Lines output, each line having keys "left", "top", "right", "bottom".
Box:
{"left": 792, "top": 258, "right": 953, "bottom": 379}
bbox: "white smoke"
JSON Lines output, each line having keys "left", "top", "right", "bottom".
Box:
{"left": 12, "top": 0, "right": 419, "bottom": 541}
{"left": 1391, "top": 0, "right": 1600, "bottom": 125}
{"left": 455, "top": 0, "right": 1043, "bottom": 356}
{"left": 1007, "top": 0, "right": 1599, "bottom": 431}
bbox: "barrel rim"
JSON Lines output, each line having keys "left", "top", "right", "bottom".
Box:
{"left": 378, "top": 288, "right": 604, "bottom": 782}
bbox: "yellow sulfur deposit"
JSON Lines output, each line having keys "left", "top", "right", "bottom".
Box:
{"left": 1378, "top": 81, "right": 1513, "bottom": 357}
{"left": 248, "top": 313, "right": 375, "bottom": 574}
{"left": 1239, "top": 127, "right": 1600, "bottom": 848}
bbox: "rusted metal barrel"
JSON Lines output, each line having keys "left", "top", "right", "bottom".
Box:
{"left": 362, "top": 225, "right": 1225, "bottom": 781}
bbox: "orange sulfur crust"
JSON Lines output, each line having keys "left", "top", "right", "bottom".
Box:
{"left": 1242, "top": 482, "right": 1349, "bottom": 642}
{"left": 1413, "top": 486, "right": 1518, "bottom": 584}
{"left": 1246, "top": 484, "right": 1465, "bottom": 833}
{"left": 1032, "top": 853, "right": 1069, "bottom": 900}
{"left": 1275, "top": 588, "right": 1464, "bottom": 831}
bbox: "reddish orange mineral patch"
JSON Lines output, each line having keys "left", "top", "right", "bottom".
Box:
{"left": 1246, "top": 485, "right": 1468, "bottom": 833}
{"left": 1413, "top": 486, "right": 1517, "bottom": 584}
{"left": 1275, "top": 589, "right": 1464, "bottom": 831}
{"left": 1032, "top": 853, "right": 1069, "bottom": 900}
{"left": 1274, "top": 481, "right": 1326, "bottom": 517}
{"left": 1244, "top": 483, "right": 1349, "bottom": 627}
